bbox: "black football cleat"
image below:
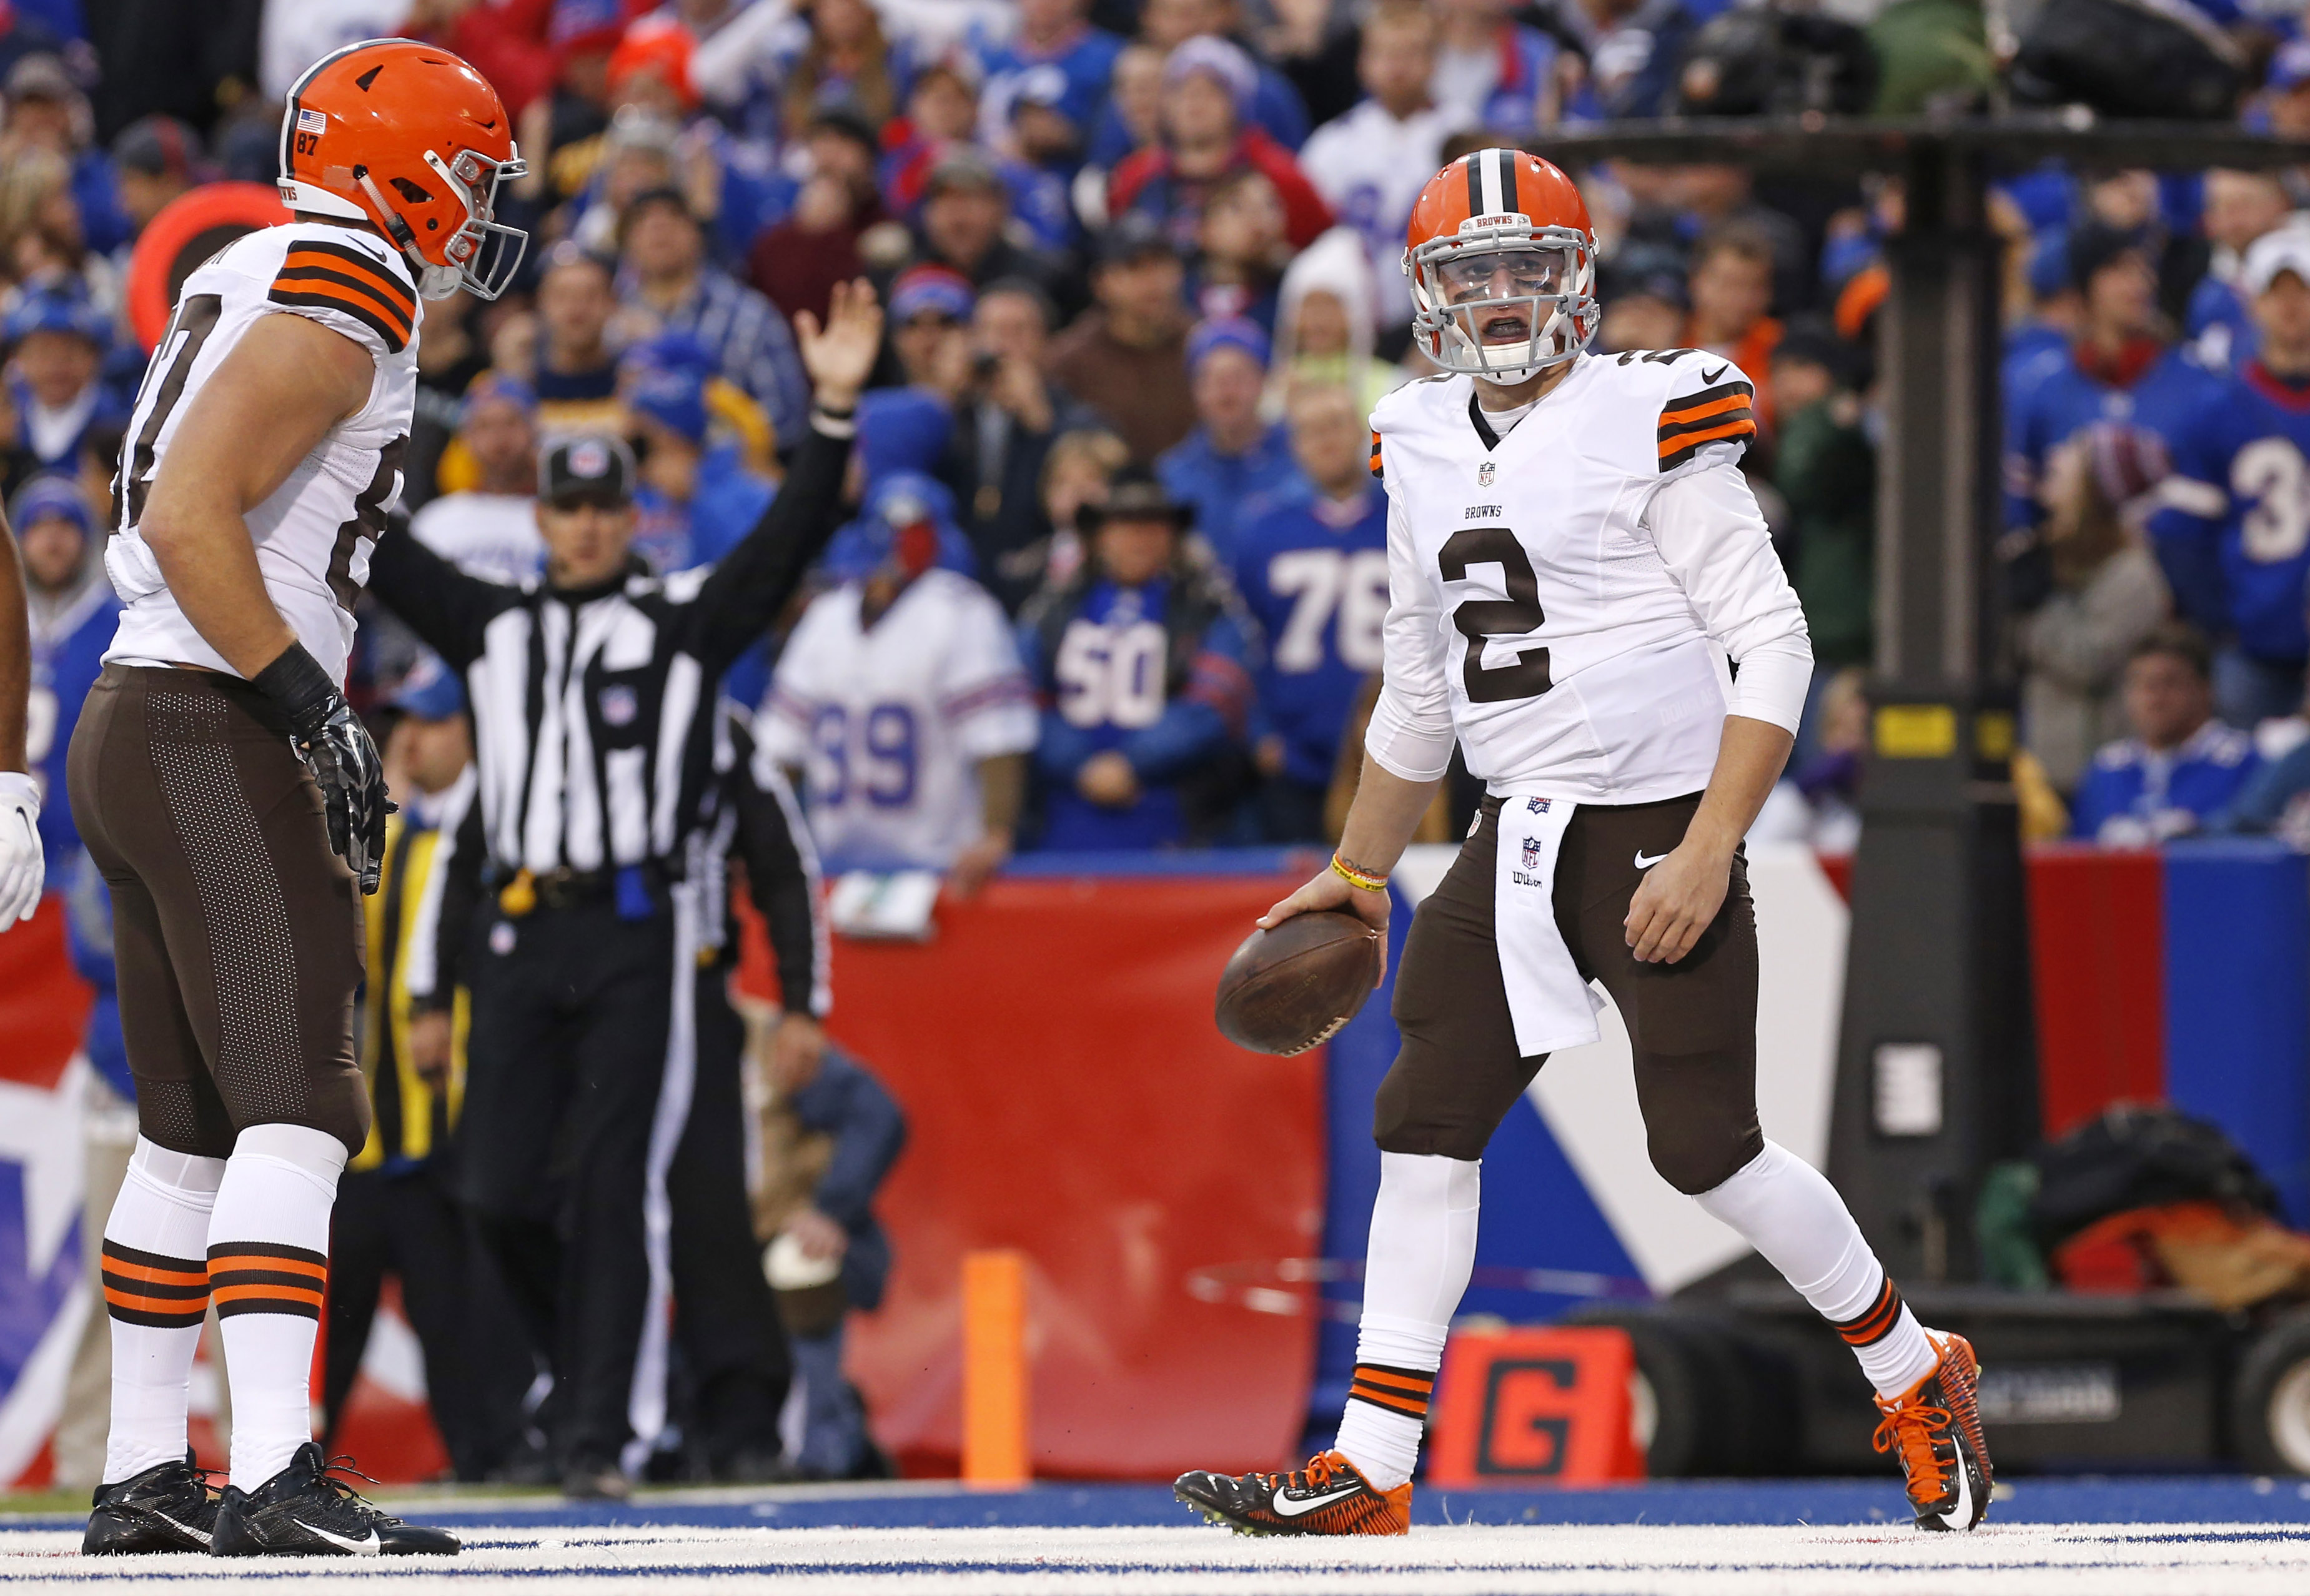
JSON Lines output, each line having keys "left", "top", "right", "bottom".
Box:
{"left": 1873, "top": 1330, "right": 1993, "bottom": 1532}
{"left": 82, "top": 1450, "right": 218, "bottom": 1554}
{"left": 210, "top": 1443, "right": 459, "bottom": 1556}
{"left": 1175, "top": 1450, "right": 1410, "bottom": 1536}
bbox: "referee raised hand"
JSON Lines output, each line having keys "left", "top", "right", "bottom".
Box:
{"left": 367, "top": 282, "right": 881, "bottom": 1499}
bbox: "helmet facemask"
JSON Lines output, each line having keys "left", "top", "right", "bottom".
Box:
{"left": 356, "top": 143, "right": 529, "bottom": 301}
{"left": 1407, "top": 221, "right": 1599, "bottom": 385}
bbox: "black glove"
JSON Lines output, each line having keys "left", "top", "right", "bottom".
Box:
{"left": 253, "top": 642, "right": 395, "bottom": 894}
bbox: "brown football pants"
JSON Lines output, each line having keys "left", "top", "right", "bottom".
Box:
{"left": 67, "top": 663, "right": 370, "bottom": 1160}
{"left": 1379, "top": 793, "right": 1763, "bottom": 1194}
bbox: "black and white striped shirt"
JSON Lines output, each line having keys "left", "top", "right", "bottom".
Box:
{"left": 366, "top": 413, "right": 851, "bottom": 883}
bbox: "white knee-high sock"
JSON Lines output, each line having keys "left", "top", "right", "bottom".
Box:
{"left": 1693, "top": 1140, "right": 1938, "bottom": 1397}
{"left": 101, "top": 1138, "right": 227, "bottom": 1483}
{"left": 1332, "top": 1152, "right": 1480, "bottom": 1490}
{"left": 207, "top": 1124, "right": 345, "bottom": 1490}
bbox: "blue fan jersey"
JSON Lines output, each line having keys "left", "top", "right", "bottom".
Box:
{"left": 2152, "top": 362, "right": 2310, "bottom": 665}
{"left": 1229, "top": 487, "right": 1388, "bottom": 788}
{"left": 2004, "top": 344, "right": 2223, "bottom": 533}
{"left": 30, "top": 578, "right": 120, "bottom": 870}
{"left": 2070, "top": 720, "right": 2263, "bottom": 843}
{"left": 1025, "top": 577, "right": 1253, "bottom": 851}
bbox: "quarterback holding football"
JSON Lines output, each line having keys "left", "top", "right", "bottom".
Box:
{"left": 1176, "top": 150, "right": 1993, "bottom": 1537}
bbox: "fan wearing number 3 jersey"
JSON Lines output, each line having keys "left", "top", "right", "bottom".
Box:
{"left": 1176, "top": 150, "right": 1994, "bottom": 1541}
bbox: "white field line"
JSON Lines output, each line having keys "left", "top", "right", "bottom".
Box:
{"left": 2, "top": 1523, "right": 2308, "bottom": 1595}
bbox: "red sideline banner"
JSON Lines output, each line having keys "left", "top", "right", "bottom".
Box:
{"left": 1427, "top": 1327, "right": 1644, "bottom": 1488}
{"left": 740, "top": 869, "right": 1324, "bottom": 1480}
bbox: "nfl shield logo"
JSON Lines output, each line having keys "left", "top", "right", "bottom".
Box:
{"left": 1521, "top": 836, "right": 1541, "bottom": 870}
{"left": 1526, "top": 796, "right": 1550, "bottom": 813}
{"left": 1478, "top": 460, "right": 1495, "bottom": 486}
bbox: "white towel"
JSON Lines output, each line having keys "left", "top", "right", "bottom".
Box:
{"left": 1492, "top": 793, "right": 1605, "bottom": 1057}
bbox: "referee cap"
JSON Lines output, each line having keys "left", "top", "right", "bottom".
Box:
{"left": 540, "top": 433, "right": 635, "bottom": 508}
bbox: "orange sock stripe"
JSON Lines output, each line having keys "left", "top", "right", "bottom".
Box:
{"left": 211, "top": 1281, "right": 324, "bottom": 1319}
{"left": 207, "top": 1243, "right": 327, "bottom": 1278}
{"left": 1349, "top": 1362, "right": 1436, "bottom": 1419}
{"left": 1349, "top": 1384, "right": 1432, "bottom": 1417}
{"left": 1837, "top": 1279, "right": 1903, "bottom": 1346}
{"left": 1351, "top": 1366, "right": 1434, "bottom": 1396}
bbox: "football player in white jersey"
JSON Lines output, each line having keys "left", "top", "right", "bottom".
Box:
{"left": 66, "top": 40, "right": 527, "bottom": 1559}
{"left": 1176, "top": 150, "right": 1993, "bottom": 1537}
{"left": 0, "top": 506, "right": 37, "bottom": 932}
{"left": 757, "top": 478, "right": 1038, "bottom": 890}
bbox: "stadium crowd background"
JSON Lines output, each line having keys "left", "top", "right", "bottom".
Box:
{"left": 11, "top": 0, "right": 2310, "bottom": 1485}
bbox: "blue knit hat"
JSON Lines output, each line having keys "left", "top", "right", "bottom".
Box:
{"left": 8, "top": 472, "right": 91, "bottom": 538}
{"left": 1187, "top": 315, "right": 1271, "bottom": 373}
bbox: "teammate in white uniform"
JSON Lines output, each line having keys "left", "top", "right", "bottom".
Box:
{"left": 757, "top": 498, "right": 1037, "bottom": 885}
{"left": 1177, "top": 151, "right": 1993, "bottom": 1539}
{"left": 67, "top": 39, "right": 525, "bottom": 1560}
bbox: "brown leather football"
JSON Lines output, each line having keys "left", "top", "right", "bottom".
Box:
{"left": 1214, "top": 910, "right": 1383, "bottom": 1055}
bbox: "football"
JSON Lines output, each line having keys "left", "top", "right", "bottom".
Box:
{"left": 1213, "top": 910, "right": 1384, "bottom": 1055}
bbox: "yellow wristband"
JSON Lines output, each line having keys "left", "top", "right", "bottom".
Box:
{"left": 1330, "top": 854, "right": 1387, "bottom": 893}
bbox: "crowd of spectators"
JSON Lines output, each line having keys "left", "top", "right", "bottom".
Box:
{"left": 12, "top": 0, "right": 2310, "bottom": 904}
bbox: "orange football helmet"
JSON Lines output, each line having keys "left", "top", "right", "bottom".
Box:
{"left": 278, "top": 39, "right": 527, "bottom": 301}
{"left": 1404, "top": 148, "right": 1598, "bottom": 384}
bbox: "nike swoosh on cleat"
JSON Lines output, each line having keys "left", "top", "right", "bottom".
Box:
{"left": 1634, "top": 850, "right": 1671, "bottom": 869}
{"left": 294, "top": 1520, "right": 381, "bottom": 1555}
{"left": 1271, "top": 1484, "right": 1365, "bottom": 1519}
{"left": 1934, "top": 1449, "right": 1975, "bottom": 1531}
{"left": 151, "top": 1512, "right": 211, "bottom": 1545}
{"left": 1700, "top": 364, "right": 1728, "bottom": 384}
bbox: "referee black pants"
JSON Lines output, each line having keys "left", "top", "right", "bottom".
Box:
{"left": 665, "top": 958, "right": 791, "bottom": 1472}
{"left": 457, "top": 896, "right": 675, "bottom": 1470}
{"left": 321, "top": 1164, "right": 533, "bottom": 1479}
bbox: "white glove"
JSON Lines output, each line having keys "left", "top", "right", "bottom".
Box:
{"left": 0, "top": 771, "right": 43, "bottom": 933}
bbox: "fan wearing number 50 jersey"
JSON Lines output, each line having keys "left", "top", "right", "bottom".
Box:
{"left": 756, "top": 538, "right": 1038, "bottom": 884}
{"left": 1177, "top": 150, "right": 1993, "bottom": 1543}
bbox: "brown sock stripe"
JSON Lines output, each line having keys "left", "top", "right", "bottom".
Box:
{"left": 208, "top": 1242, "right": 327, "bottom": 1320}
{"left": 1349, "top": 1362, "right": 1436, "bottom": 1418}
{"left": 1835, "top": 1278, "right": 1903, "bottom": 1347}
{"left": 100, "top": 1242, "right": 209, "bottom": 1327}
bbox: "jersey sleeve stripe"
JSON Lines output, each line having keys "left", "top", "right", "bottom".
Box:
{"left": 275, "top": 259, "right": 417, "bottom": 332}
{"left": 1657, "top": 390, "right": 1753, "bottom": 431}
{"left": 1658, "top": 404, "right": 1756, "bottom": 449}
{"left": 1369, "top": 429, "right": 1384, "bottom": 480}
{"left": 1658, "top": 417, "right": 1757, "bottom": 470}
{"left": 280, "top": 240, "right": 417, "bottom": 317}
{"left": 1657, "top": 380, "right": 1756, "bottom": 427}
{"left": 269, "top": 283, "right": 410, "bottom": 352}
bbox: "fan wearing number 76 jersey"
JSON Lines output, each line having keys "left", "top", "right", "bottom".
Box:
{"left": 1228, "top": 383, "right": 1392, "bottom": 843}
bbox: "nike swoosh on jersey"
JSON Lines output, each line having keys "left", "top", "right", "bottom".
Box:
{"left": 1271, "top": 1483, "right": 1366, "bottom": 1518}
{"left": 1700, "top": 364, "right": 1728, "bottom": 384}
{"left": 294, "top": 1519, "right": 382, "bottom": 1555}
{"left": 1634, "top": 850, "right": 1672, "bottom": 869}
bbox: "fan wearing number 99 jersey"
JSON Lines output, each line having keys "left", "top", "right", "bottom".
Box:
{"left": 756, "top": 567, "right": 1039, "bottom": 871}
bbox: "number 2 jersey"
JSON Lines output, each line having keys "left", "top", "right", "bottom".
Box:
{"left": 103, "top": 221, "right": 421, "bottom": 684}
{"left": 1364, "top": 351, "right": 1812, "bottom": 801}
{"left": 756, "top": 568, "right": 1038, "bottom": 870}
{"left": 2151, "top": 359, "right": 2310, "bottom": 667}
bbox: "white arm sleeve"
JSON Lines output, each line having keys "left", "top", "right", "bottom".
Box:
{"left": 1643, "top": 462, "right": 1814, "bottom": 735}
{"left": 1363, "top": 487, "right": 1459, "bottom": 781}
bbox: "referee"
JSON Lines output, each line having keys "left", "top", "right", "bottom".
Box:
{"left": 364, "top": 282, "right": 880, "bottom": 1497}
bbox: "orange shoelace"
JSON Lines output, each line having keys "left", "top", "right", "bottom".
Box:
{"left": 1871, "top": 1396, "right": 1952, "bottom": 1500}
{"left": 1260, "top": 1454, "right": 1343, "bottom": 1495}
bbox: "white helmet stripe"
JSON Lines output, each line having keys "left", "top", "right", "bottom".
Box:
{"left": 1478, "top": 148, "right": 1505, "bottom": 217}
